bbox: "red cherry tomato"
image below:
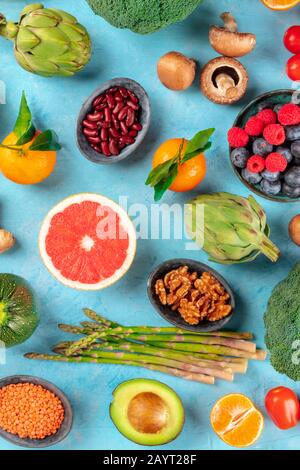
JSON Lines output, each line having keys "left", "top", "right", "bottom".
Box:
{"left": 265, "top": 386, "right": 300, "bottom": 430}
{"left": 286, "top": 54, "right": 300, "bottom": 81}
{"left": 284, "top": 26, "right": 300, "bottom": 54}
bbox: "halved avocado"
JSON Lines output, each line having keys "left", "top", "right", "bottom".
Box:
{"left": 109, "top": 378, "right": 185, "bottom": 446}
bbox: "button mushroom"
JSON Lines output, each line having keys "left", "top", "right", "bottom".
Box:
{"left": 157, "top": 51, "right": 196, "bottom": 91}
{"left": 200, "top": 56, "right": 249, "bottom": 105}
{"left": 209, "top": 12, "right": 256, "bottom": 58}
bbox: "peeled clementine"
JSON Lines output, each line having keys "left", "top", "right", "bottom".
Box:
{"left": 210, "top": 394, "right": 264, "bottom": 448}
{"left": 261, "top": 0, "right": 300, "bottom": 10}
{"left": 152, "top": 138, "right": 206, "bottom": 193}
{"left": 0, "top": 132, "right": 56, "bottom": 185}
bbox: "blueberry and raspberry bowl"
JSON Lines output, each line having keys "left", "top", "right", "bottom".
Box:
{"left": 77, "top": 78, "right": 151, "bottom": 164}
{"left": 228, "top": 90, "right": 300, "bottom": 202}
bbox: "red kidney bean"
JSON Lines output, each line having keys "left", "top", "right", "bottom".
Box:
{"left": 120, "top": 136, "right": 135, "bottom": 146}
{"left": 126, "top": 108, "right": 135, "bottom": 127}
{"left": 127, "top": 90, "right": 139, "bottom": 104}
{"left": 109, "top": 127, "right": 121, "bottom": 139}
{"left": 118, "top": 106, "right": 129, "bottom": 121}
{"left": 99, "top": 121, "right": 111, "bottom": 129}
{"left": 112, "top": 115, "right": 120, "bottom": 130}
{"left": 83, "top": 128, "right": 98, "bottom": 137}
{"left": 129, "top": 129, "right": 138, "bottom": 137}
{"left": 114, "top": 92, "right": 123, "bottom": 102}
{"left": 109, "top": 139, "right": 120, "bottom": 156}
{"left": 104, "top": 107, "right": 112, "bottom": 122}
{"left": 119, "top": 87, "right": 128, "bottom": 98}
{"left": 101, "top": 128, "right": 109, "bottom": 141}
{"left": 113, "top": 102, "right": 124, "bottom": 115}
{"left": 87, "top": 112, "right": 103, "bottom": 122}
{"left": 95, "top": 103, "right": 106, "bottom": 111}
{"left": 132, "top": 123, "right": 143, "bottom": 131}
{"left": 120, "top": 121, "right": 128, "bottom": 135}
{"left": 83, "top": 119, "right": 98, "bottom": 129}
{"left": 101, "top": 141, "right": 111, "bottom": 156}
{"left": 107, "top": 94, "right": 115, "bottom": 109}
{"left": 127, "top": 100, "right": 140, "bottom": 111}
{"left": 108, "top": 87, "right": 118, "bottom": 93}
{"left": 93, "top": 95, "right": 104, "bottom": 107}
{"left": 88, "top": 136, "right": 101, "bottom": 144}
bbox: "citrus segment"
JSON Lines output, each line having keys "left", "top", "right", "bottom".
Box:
{"left": 261, "top": 0, "right": 300, "bottom": 10}
{"left": 39, "top": 194, "right": 136, "bottom": 290}
{"left": 210, "top": 394, "right": 264, "bottom": 448}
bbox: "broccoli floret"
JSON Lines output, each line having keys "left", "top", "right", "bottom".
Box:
{"left": 86, "top": 0, "right": 203, "bottom": 34}
{"left": 264, "top": 262, "right": 300, "bottom": 381}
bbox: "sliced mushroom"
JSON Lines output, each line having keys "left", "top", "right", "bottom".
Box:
{"left": 200, "top": 56, "right": 249, "bottom": 105}
{"left": 209, "top": 12, "right": 256, "bottom": 58}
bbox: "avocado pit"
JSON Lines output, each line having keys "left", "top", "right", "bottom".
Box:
{"left": 127, "top": 392, "right": 168, "bottom": 434}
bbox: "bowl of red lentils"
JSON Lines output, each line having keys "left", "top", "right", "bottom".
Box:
{"left": 0, "top": 375, "right": 73, "bottom": 448}
{"left": 76, "top": 77, "right": 151, "bottom": 164}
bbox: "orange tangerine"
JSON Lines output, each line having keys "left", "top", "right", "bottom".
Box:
{"left": 261, "top": 0, "right": 300, "bottom": 10}
{"left": 0, "top": 132, "right": 56, "bottom": 185}
{"left": 152, "top": 138, "right": 206, "bottom": 193}
{"left": 210, "top": 394, "right": 264, "bottom": 448}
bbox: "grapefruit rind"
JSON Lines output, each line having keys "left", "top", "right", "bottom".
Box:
{"left": 39, "top": 193, "right": 136, "bottom": 291}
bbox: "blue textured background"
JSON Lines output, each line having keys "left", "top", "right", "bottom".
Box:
{"left": 0, "top": 0, "right": 300, "bottom": 451}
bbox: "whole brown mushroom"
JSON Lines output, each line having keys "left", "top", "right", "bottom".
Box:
{"left": 157, "top": 51, "right": 196, "bottom": 91}
{"left": 209, "top": 12, "right": 256, "bottom": 58}
{"left": 200, "top": 56, "right": 248, "bottom": 105}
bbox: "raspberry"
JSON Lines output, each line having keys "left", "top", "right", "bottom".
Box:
{"left": 228, "top": 127, "right": 249, "bottom": 148}
{"left": 278, "top": 103, "right": 300, "bottom": 126}
{"left": 257, "top": 109, "right": 277, "bottom": 126}
{"left": 263, "top": 124, "right": 286, "bottom": 145}
{"left": 245, "top": 116, "right": 264, "bottom": 136}
{"left": 265, "top": 152, "right": 288, "bottom": 172}
{"left": 247, "top": 155, "right": 265, "bottom": 173}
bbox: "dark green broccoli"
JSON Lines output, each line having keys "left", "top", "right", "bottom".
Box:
{"left": 86, "top": 0, "right": 203, "bottom": 34}
{"left": 264, "top": 261, "right": 300, "bottom": 381}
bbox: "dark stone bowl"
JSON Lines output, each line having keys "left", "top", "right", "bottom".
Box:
{"left": 230, "top": 89, "right": 300, "bottom": 203}
{"left": 0, "top": 375, "right": 73, "bottom": 448}
{"left": 147, "top": 259, "right": 235, "bottom": 333}
{"left": 76, "top": 77, "right": 151, "bottom": 164}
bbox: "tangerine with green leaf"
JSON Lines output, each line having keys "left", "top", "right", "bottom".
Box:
{"left": 0, "top": 131, "right": 57, "bottom": 185}
{"left": 0, "top": 92, "right": 61, "bottom": 185}
{"left": 146, "top": 129, "right": 214, "bottom": 201}
{"left": 152, "top": 138, "right": 207, "bottom": 193}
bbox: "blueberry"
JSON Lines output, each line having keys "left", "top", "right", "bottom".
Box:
{"left": 241, "top": 168, "right": 262, "bottom": 185}
{"left": 282, "top": 182, "right": 300, "bottom": 198}
{"left": 276, "top": 146, "right": 293, "bottom": 163}
{"left": 260, "top": 179, "right": 282, "bottom": 196}
{"left": 284, "top": 166, "right": 300, "bottom": 187}
{"left": 230, "top": 148, "right": 249, "bottom": 168}
{"left": 291, "top": 141, "right": 300, "bottom": 159}
{"left": 252, "top": 138, "right": 273, "bottom": 156}
{"left": 261, "top": 170, "right": 280, "bottom": 182}
{"left": 257, "top": 101, "right": 273, "bottom": 112}
{"left": 286, "top": 125, "right": 300, "bottom": 141}
{"left": 273, "top": 104, "right": 283, "bottom": 114}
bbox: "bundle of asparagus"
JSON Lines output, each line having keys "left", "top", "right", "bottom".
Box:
{"left": 25, "top": 309, "right": 267, "bottom": 385}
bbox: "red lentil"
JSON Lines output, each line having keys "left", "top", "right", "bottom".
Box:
{"left": 0, "top": 383, "right": 64, "bottom": 440}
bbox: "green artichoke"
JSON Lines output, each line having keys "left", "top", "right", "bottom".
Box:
{"left": 185, "top": 192, "right": 280, "bottom": 264}
{"left": 0, "top": 4, "right": 92, "bottom": 77}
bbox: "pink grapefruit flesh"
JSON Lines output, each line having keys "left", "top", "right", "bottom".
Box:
{"left": 39, "top": 193, "right": 136, "bottom": 290}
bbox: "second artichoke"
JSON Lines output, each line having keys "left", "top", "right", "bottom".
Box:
{"left": 185, "top": 192, "right": 280, "bottom": 264}
{"left": 0, "top": 4, "right": 92, "bottom": 77}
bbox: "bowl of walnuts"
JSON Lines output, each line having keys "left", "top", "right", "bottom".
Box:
{"left": 147, "top": 259, "right": 235, "bottom": 332}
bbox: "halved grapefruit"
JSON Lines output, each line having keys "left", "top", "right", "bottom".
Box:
{"left": 39, "top": 193, "right": 136, "bottom": 290}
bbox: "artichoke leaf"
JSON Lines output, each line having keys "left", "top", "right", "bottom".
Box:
{"left": 21, "top": 13, "right": 59, "bottom": 29}
{"left": 27, "top": 27, "right": 70, "bottom": 56}
{"left": 15, "top": 27, "right": 40, "bottom": 52}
